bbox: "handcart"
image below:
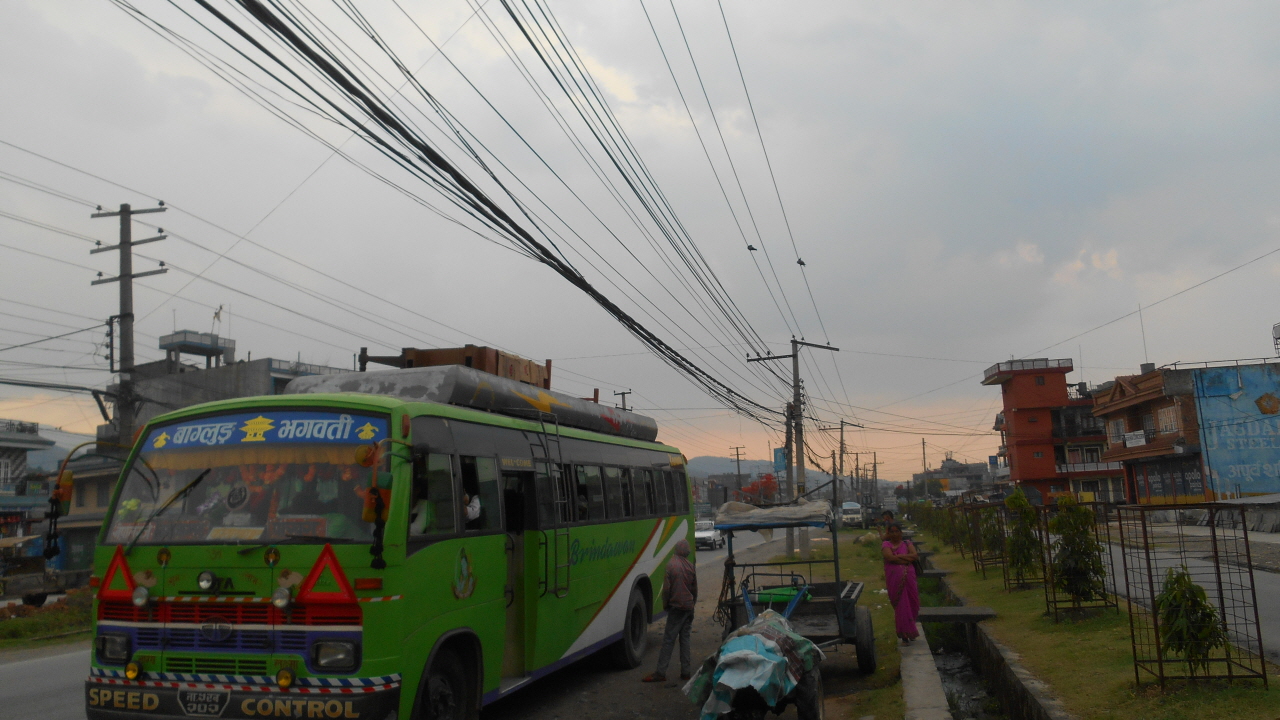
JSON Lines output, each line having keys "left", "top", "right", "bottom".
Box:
{"left": 686, "top": 499, "right": 876, "bottom": 720}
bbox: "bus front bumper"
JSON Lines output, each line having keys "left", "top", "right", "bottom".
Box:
{"left": 85, "top": 677, "right": 401, "bottom": 720}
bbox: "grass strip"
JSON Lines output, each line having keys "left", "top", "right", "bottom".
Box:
{"left": 0, "top": 588, "right": 92, "bottom": 644}
{"left": 919, "top": 530, "right": 1280, "bottom": 720}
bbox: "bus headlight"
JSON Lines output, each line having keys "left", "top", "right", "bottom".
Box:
{"left": 197, "top": 571, "right": 217, "bottom": 592}
{"left": 311, "top": 641, "right": 359, "bottom": 672}
{"left": 131, "top": 586, "right": 150, "bottom": 607}
{"left": 271, "top": 587, "right": 291, "bottom": 610}
{"left": 95, "top": 633, "right": 131, "bottom": 664}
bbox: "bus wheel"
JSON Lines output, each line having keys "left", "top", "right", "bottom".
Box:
{"left": 21, "top": 594, "right": 47, "bottom": 607}
{"left": 421, "top": 649, "right": 472, "bottom": 720}
{"left": 609, "top": 586, "right": 649, "bottom": 669}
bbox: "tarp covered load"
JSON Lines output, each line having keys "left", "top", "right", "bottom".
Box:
{"left": 713, "top": 497, "right": 833, "bottom": 531}
{"left": 286, "top": 365, "right": 660, "bottom": 442}
{"left": 683, "top": 610, "right": 825, "bottom": 720}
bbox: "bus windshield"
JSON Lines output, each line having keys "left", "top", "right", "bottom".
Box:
{"left": 103, "top": 409, "right": 390, "bottom": 546}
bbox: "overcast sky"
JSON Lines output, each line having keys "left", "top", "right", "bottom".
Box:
{"left": 3, "top": 1, "right": 1280, "bottom": 482}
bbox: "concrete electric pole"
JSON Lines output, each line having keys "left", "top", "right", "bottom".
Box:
{"left": 748, "top": 338, "right": 839, "bottom": 558}
{"left": 730, "top": 445, "right": 746, "bottom": 500}
{"left": 91, "top": 202, "right": 167, "bottom": 443}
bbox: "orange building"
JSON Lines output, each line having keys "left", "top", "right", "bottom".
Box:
{"left": 983, "top": 359, "right": 1124, "bottom": 503}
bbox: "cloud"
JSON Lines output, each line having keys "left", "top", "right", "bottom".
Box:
{"left": 1054, "top": 248, "right": 1122, "bottom": 284}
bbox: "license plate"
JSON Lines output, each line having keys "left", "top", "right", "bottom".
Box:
{"left": 178, "top": 689, "right": 231, "bottom": 717}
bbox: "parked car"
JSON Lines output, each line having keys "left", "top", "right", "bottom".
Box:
{"left": 841, "top": 501, "right": 868, "bottom": 529}
{"left": 695, "top": 520, "right": 725, "bottom": 549}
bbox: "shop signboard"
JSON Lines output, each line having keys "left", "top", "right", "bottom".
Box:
{"left": 1194, "top": 363, "right": 1280, "bottom": 495}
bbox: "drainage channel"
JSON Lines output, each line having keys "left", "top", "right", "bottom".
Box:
{"left": 918, "top": 576, "right": 1010, "bottom": 720}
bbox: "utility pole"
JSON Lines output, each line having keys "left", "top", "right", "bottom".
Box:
{"left": 750, "top": 338, "right": 839, "bottom": 558}
{"left": 613, "top": 389, "right": 631, "bottom": 411}
{"left": 784, "top": 403, "right": 795, "bottom": 557}
{"left": 91, "top": 203, "right": 167, "bottom": 443}
{"left": 730, "top": 445, "right": 746, "bottom": 500}
{"left": 872, "top": 451, "right": 879, "bottom": 506}
{"left": 830, "top": 450, "right": 840, "bottom": 525}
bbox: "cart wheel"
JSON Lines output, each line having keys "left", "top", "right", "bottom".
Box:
{"left": 854, "top": 606, "right": 877, "bottom": 674}
{"left": 21, "top": 593, "right": 47, "bottom": 607}
{"left": 795, "top": 666, "right": 824, "bottom": 720}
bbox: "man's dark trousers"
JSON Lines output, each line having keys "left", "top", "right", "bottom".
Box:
{"left": 655, "top": 607, "right": 693, "bottom": 676}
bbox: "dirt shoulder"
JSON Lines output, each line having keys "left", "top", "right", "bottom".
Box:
{"left": 483, "top": 537, "right": 791, "bottom": 719}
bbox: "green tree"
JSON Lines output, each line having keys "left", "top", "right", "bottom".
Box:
{"left": 1004, "top": 489, "right": 1042, "bottom": 587}
{"left": 1048, "top": 496, "right": 1106, "bottom": 605}
{"left": 926, "top": 478, "right": 944, "bottom": 498}
{"left": 1155, "top": 566, "right": 1226, "bottom": 677}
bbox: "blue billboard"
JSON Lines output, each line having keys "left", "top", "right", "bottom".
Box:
{"left": 1194, "top": 364, "right": 1280, "bottom": 495}
{"left": 773, "top": 447, "right": 787, "bottom": 475}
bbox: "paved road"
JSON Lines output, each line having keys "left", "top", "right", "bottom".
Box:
{"left": 695, "top": 529, "right": 768, "bottom": 567}
{"left": 0, "top": 531, "right": 772, "bottom": 720}
{"left": 1105, "top": 542, "right": 1280, "bottom": 666}
{"left": 0, "top": 643, "right": 89, "bottom": 720}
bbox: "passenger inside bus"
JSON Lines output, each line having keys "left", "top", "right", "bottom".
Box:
{"left": 410, "top": 453, "right": 456, "bottom": 536}
{"left": 459, "top": 456, "right": 503, "bottom": 531}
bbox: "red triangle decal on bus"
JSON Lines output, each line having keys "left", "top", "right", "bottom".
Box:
{"left": 99, "top": 545, "right": 137, "bottom": 601}
{"left": 295, "top": 544, "right": 356, "bottom": 604}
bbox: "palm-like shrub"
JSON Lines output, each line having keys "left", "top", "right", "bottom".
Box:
{"left": 1048, "top": 495, "right": 1106, "bottom": 605}
{"left": 1004, "top": 489, "right": 1042, "bottom": 587}
{"left": 1155, "top": 566, "right": 1227, "bottom": 676}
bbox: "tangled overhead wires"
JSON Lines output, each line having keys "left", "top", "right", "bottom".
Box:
{"left": 110, "top": 0, "right": 787, "bottom": 423}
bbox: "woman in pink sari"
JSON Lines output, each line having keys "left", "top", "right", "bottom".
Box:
{"left": 882, "top": 522, "right": 920, "bottom": 643}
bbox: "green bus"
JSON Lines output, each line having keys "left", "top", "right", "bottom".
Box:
{"left": 84, "top": 369, "right": 693, "bottom": 720}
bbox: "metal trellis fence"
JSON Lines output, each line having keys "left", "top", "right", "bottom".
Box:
{"left": 1117, "top": 504, "right": 1267, "bottom": 688}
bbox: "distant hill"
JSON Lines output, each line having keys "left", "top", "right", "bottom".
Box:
{"left": 686, "top": 455, "right": 833, "bottom": 485}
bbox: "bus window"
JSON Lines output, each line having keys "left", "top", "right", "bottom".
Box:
{"left": 460, "top": 456, "right": 501, "bottom": 531}
{"left": 673, "top": 470, "right": 689, "bottom": 512}
{"left": 410, "top": 453, "right": 456, "bottom": 537}
{"left": 575, "top": 465, "right": 605, "bottom": 521}
{"left": 653, "top": 468, "right": 670, "bottom": 515}
{"left": 619, "top": 468, "right": 634, "bottom": 517}
{"left": 662, "top": 470, "right": 679, "bottom": 514}
{"left": 501, "top": 472, "right": 528, "bottom": 534}
{"left": 534, "top": 463, "right": 559, "bottom": 527}
{"left": 603, "top": 467, "right": 624, "bottom": 518}
{"left": 633, "top": 469, "right": 653, "bottom": 516}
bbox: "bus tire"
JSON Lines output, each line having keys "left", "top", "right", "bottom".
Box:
{"left": 608, "top": 586, "right": 649, "bottom": 669}
{"left": 854, "top": 606, "right": 877, "bottom": 674}
{"left": 795, "top": 666, "right": 825, "bottom": 720}
{"left": 21, "top": 593, "right": 47, "bottom": 607}
{"left": 419, "top": 648, "right": 474, "bottom": 720}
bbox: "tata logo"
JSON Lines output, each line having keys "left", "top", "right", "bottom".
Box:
{"left": 200, "top": 616, "right": 233, "bottom": 643}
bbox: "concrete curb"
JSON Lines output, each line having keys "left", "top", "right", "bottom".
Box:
{"left": 900, "top": 621, "right": 953, "bottom": 720}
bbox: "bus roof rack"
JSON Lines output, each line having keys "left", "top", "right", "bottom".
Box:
{"left": 284, "top": 364, "right": 660, "bottom": 442}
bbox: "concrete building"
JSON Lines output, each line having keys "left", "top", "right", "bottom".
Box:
{"left": 0, "top": 419, "right": 54, "bottom": 537}
{"left": 1092, "top": 359, "right": 1280, "bottom": 503}
{"left": 982, "top": 359, "right": 1124, "bottom": 504}
{"left": 1091, "top": 363, "right": 1208, "bottom": 504}
{"left": 911, "top": 456, "right": 993, "bottom": 496}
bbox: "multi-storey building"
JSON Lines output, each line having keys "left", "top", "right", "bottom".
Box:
{"left": 0, "top": 419, "right": 54, "bottom": 536}
{"left": 1091, "top": 363, "right": 1208, "bottom": 504}
{"left": 982, "top": 359, "right": 1125, "bottom": 503}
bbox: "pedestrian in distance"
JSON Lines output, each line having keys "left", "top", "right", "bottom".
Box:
{"left": 878, "top": 509, "right": 895, "bottom": 540}
{"left": 882, "top": 522, "right": 920, "bottom": 643}
{"left": 642, "top": 538, "right": 697, "bottom": 683}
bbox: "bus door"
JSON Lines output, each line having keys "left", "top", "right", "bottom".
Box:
{"left": 499, "top": 469, "right": 531, "bottom": 677}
